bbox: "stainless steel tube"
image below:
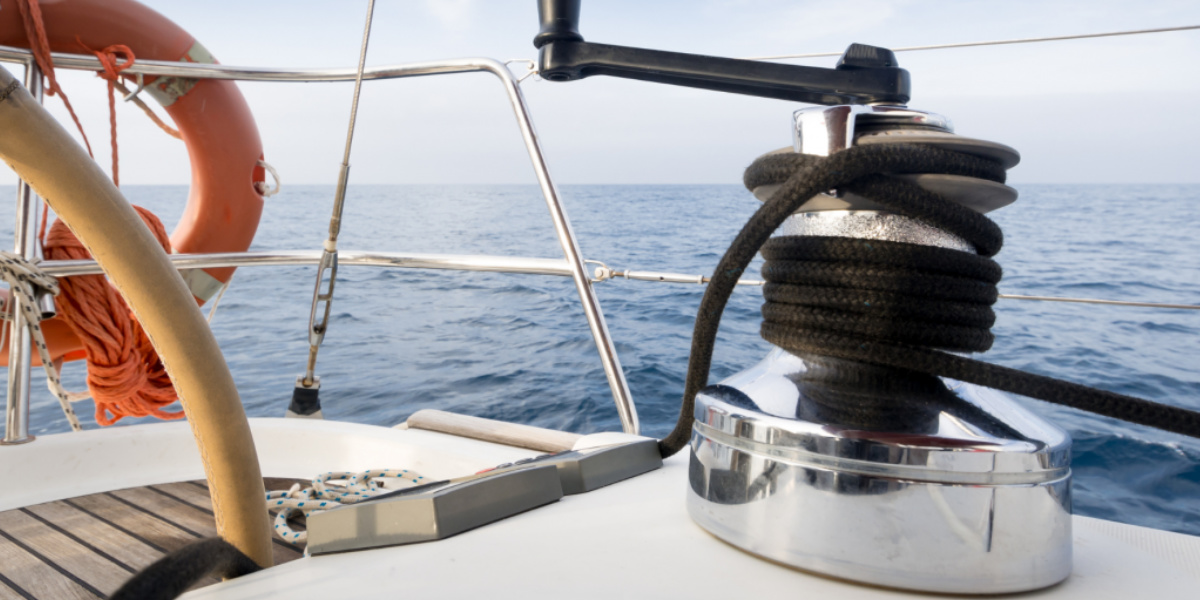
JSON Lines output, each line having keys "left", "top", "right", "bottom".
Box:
{"left": 38, "top": 251, "right": 574, "bottom": 278}
{"left": 477, "top": 62, "right": 638, "bottom": 434}
{"left": 0, "top": 45, "right": 498, "bottom": 83}
{"left": 3, "top": 63, "right": 42, "bottom": 446}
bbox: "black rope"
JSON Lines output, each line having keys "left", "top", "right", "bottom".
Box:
{"left": 657, "top": 143, "right": 1200, "bottom": 457}
{"left": 110, "top": 538, "right": 262, "bottom": 600}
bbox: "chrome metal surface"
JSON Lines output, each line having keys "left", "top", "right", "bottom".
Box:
{"left": 3, "top": 63, "right": 42, "bottom": 446}
{"left": 0, "top": 45, "right": 504, "bottom": 83}
{"left": 590, "top": 261, "right": 763, "bottom": 286}
{"left": 34, "top": 291, "right": 55, "bottom": 321}
{"left": 792, "top": 105, "right": 869, "bottom": 156}
{"left": 776, "top": 211, "right": 975, "bottom": 252}
{"left": 497, "top": 61, "right": 638, "bottom": 435}
{"left": 687, "top": 349, "right": 1073, "bottom": 594}
{"left": 37, "top": 251, "right": 574, "bottom": 278}
{"left": 689, "top": 106, "right": 1068, "bottom": 592}
{"left": 305, "top": 250, "right": 337, "bottom": 375}
{"left": 791, "top": 105, "right": 952, "bottom": 156}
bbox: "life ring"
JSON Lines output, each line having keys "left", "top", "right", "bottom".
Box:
{"left": 0, "top": 0, "right": 265, "bottom": 365}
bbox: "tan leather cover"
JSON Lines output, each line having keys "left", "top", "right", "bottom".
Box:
{"left": 0, "top": 66, "right": 273, "bottom": 568}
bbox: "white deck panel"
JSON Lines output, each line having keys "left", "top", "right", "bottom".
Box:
{"left": 3, "top": 419, "right": 1196, "bottom": 599}
{"left": 189, "top": 425, "right": 1198, "bottom": 599}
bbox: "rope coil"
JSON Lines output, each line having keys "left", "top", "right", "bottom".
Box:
{"left": 657, "top": 142, "right": 1200, "bottom": 457}
{"left": 44, "top": 207, "right": 184, "bottom": 426}
{"left": 265, "top": 469, "right": 427, "bottom": 543}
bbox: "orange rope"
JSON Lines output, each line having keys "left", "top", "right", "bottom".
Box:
{"left": 18, "top": 0, "right": 93, "bottom": 254}
{"left": 14, "top": 0, "right": 94, "bottom": 158}
{"left": 78, "top": 39, "right": 135, "bottom": 188}
{"left": 114, "top": 80, "right": 183, "bottom": 140}
{"left": 44, "top": 208, "right": 183, "bottom": 425}
{"left": 16, "top": 0, "right": 188, "bottom": 426}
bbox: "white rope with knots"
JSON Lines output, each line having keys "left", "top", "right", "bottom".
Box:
{"left": 0, "top": 252, "right": 82, "bottom": 431}
{"left": 266, "top": 468, "right": 428, "bottom": 544}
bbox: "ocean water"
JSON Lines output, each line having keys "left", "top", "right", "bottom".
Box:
{"left": 6, "top": 183, "right": 1200, "bottom": 537}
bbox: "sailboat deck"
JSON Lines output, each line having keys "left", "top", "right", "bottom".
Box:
{"left": 0, "top": 479, "right": 305, "bottom": 599}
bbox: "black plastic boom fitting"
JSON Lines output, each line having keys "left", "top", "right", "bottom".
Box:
{"left": 533, "top": 0, "right": 910, "bottom": 105}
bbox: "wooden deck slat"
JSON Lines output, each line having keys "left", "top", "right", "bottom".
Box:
{"left": 107, "top": 488, "right": 218, "bottom": 538}
{"left": 2, "top": 480, "right": 305, "bottom": 598}
{"left": 24, "top": 502, "right": 162, "bottom": 572}
{"left": 0, "top": 529, "right": 98, "bottom": 600}
{"left": 150, "top": 483, "right": 214, "bottom": 513}
{"left": 0, "top": 580, "right": 30, "bottom": 600}
{"left": 0, "top": 511, "right": 129, "bottom": 596}
{"left": 179, "top": 478, "right": 310, "bottom": 548}
{"left": 110, "top": 487, "right": 303, "bottom": 563}
{"left": 66, "top": 494, "right": 199, "bottom": 554}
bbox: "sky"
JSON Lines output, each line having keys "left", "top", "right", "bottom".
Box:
{"left": 1, "top": 0, "right": 1198, "bottom": 186}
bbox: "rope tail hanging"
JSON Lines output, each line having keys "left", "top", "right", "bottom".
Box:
{"left": 77, "top": 38, "right": 136, "bottom": 187}
{"left": 658, "top": 143, "right": 1200, "bottom": 457}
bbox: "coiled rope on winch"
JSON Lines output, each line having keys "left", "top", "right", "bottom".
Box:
{"left": 657, "top": 142, "right": 1200, "bottom": 457}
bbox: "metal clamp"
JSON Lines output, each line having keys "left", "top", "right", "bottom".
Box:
{"left": 307, "top": 249, "right": 338, "bottom": 350}
{"left": 584, "top": 259, "right": 613, "bottom": 283}
{"left": 504, "top": 58, "right": 539, "bottom": 83}
{"left": 121, "top": 72, "right": 145, "bottom": 102}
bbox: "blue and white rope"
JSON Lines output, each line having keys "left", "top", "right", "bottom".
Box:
{"left": 266, "top": 468, "right": 428, "bottom": 544}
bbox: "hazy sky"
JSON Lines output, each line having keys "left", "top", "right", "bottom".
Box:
{"left": 1, "top": 0, "right": 1198, "bottom": 186}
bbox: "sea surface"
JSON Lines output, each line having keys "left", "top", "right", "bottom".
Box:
{"left": 5, "top": 183, "right": 1200, "bottom": 536}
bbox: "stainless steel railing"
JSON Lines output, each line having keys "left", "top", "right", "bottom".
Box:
{"left": 0, "top": 46, "right": 639, "bottom": 440}
{"left": 38, "top": 251, "right": 576, "bottom": 279}
{"left": 2, "top": 62, "right": 43, "bottom": 446}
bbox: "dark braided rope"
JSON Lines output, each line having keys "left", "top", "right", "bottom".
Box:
{"left": 657, "top": 143, "right": 1200, "bottom": 457}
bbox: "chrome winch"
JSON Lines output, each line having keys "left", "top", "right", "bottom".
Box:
{"left": 685, "top": 105, "right": 1073, "bottom": 594}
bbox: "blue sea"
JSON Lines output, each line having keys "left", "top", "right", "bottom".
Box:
{"left": 7, "top": 184, "right": 1200, "bottom": 537}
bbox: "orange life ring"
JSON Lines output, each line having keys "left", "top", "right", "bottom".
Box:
{"left": 0, "top": 0, "right": 265, "bottom": 366}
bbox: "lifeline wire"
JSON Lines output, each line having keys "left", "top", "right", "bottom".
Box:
{"left": 742, "top": 25, "right": 1200, "bottom": 61}
{"left": 657, "top": 143, "right": 1200, "bottom": 457}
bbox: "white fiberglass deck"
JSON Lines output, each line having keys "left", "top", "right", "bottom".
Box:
{"left": 2, "top": 419, "right": 1197, "bottom": 599}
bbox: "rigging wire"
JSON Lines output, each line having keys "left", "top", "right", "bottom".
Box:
{"left": 741, "top": 25, "right": 1200, "bottom": 61}
{"left": 997, "top": 294, "right": 1200, "bottom": 311}
{"left": 588, "top": 263, "right": 1200, "bottom": 311}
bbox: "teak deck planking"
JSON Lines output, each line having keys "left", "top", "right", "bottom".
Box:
{"left": 0, "top": 480, "right": 307, "bottom": 599}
